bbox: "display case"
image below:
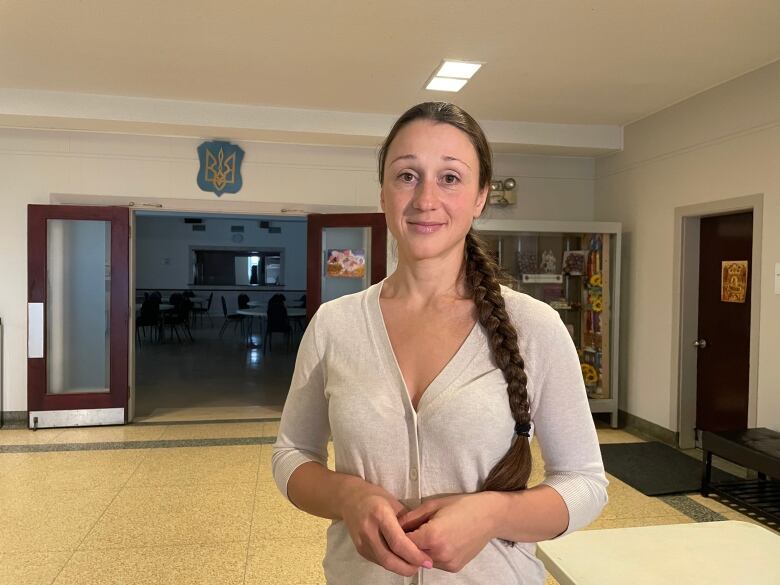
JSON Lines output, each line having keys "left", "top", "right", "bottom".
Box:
{"left": 474, "top": 219, "right": 621, "bottom": 427}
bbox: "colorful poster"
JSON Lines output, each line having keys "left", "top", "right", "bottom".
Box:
{"left": 326, "top": 249, "right": 366, "bottom": 278}
{"left": 721, "top": 260, "right": 748, "bottom": 303}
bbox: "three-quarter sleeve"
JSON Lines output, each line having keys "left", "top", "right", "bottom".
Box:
{"left": 271, "top": 311, "right": 332, "bottom": 500}
{"left": 532, "top": 309, "right": 609, "bottom": 536}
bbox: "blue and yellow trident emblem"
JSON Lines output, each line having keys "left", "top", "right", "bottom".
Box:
{"left": 197, "top": 140, "right": 244, "bottom": 196}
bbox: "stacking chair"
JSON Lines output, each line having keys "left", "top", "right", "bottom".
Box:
{"left": 136, "top": 299, "right": 161, "bottom": 345}
{"left": 263, "top": 299, "right": 292, "bottom": 354}
{"left": 238, "top": 293, "right": 250, "bottom": 309}
{"left": 191, "top": 292, "right": 213, "bottom": 327}
{"left": 219, "top": 296, "right": 245, "bottom": 339}
{"left": 164, "top": 295, "right": 194, "bottom": 342}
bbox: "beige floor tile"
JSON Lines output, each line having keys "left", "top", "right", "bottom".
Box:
{"left": 79, "top": 483, "right": 255, "bottom": 549}
{"left": 0, "top": 488, "right": 118, "bottom": 553}
{"left": 0, "top": 449, "right": 147, "bottom": 491}
{"left": 544, "top": 574, "right": 560, "bottom": 585}
{"left": 52, "top": 425, "right": 166, "bottom": 444}
{"left": 0, "top": 450, "right": 147, "bottom": 491}
{"left": 258, "top": 445, "right": 274, "bottom": 479}
{"left": 0, "top": 551, "right": 71, "bottom": 585}
{"left": 586, "top": 514, "right": 694, "bottom": 530}
{"left": 251, "top": 488, "right": 331, "bottom": 544}
{"left": 158, "top": 422, "right": 266, "bottom": 440}
{"left": 596, "top": 428, "right": 647, "bottom": 444}
{"left": 54, "top": 543, "right": 248, "bottom": 585}
{"left": 262, "top": 420, "right": 280, "bottom": 437}
{"left": 126, "top": 445, "right": 260, "bottom": 487}
{"left": 0, "top": 428, "right": 64, "bottom": 445}
{"left": 245, "top": 537, "right": 326, "bottom": 585}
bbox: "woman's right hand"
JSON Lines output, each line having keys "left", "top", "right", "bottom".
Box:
{"left": 337, "top": 478, "right": 433, "bottom": 577}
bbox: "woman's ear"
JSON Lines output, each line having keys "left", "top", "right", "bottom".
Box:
{"left": 379, "top": 187, "right": 386, "bottom": 212}
{"left": 474, "top": 185, "right": 489, "bottom": 218}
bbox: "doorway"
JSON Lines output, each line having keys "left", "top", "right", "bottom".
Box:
{"left": 130, "top": 208, "right": 386, "bottom": 423}
{"left": 673, "top": 195, "right": 763, "bottom": 449}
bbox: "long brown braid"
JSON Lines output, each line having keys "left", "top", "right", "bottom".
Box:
{"left": 465, "top": 230, "right": 533, "bottom": 491}
{"left": 379, "top": 102, "right": 533, "bottom": 492}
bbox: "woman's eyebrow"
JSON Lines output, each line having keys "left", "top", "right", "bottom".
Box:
{"left": 443, "top": 155, "right": 471, "bottom": 169}
{"left": 390, "top": 154, "right": 416, "bottom": 166}
{"left": 390, "top": 154, "right": 471, "bottom": 170}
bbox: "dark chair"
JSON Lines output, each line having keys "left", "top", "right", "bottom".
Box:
{"left": 264, "top": 300, "right": 291, "bottom": 354}
{"left": 219, "top": 296, "right": 245, "bottom": 339}
{"left": 238, "top": 293, "right": 250, "bottom": 309}
{"left": 136, "top": 299, "right": 161, "bottom": 345}
{"left": 191, "top": 292, "right": 213, "bottom": 327}
{"left": 164, "top": 296, "right": 193, "bottom": 342}
{"left": 149, "top": 291, "right": 162, "bottom": 302}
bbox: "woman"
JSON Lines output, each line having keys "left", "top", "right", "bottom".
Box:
{"left": 273, "top": 102, "right": 607, "bottom": 584}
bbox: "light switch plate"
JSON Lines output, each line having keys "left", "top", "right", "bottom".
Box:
{"left": 775, "top": 262, "right": 780, "bottom": 294}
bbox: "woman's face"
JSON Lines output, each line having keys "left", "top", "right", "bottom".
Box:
{"left": 380, "top": 119, "right": 488, "bottom": 263}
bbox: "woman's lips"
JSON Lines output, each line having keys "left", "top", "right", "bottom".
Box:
{"left": 408, "top": 222, "right": 444, "bottom": 234}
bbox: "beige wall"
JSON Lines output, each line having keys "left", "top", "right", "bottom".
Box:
{"left": 0, "top": 129, "right": 595, "bottom": 413}
{"left": 595, "top": 60, "right": 780, "bottom": 432}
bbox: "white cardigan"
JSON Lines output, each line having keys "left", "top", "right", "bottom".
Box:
{"left": 273, "top": 280, "right": 608, "bottom": 585}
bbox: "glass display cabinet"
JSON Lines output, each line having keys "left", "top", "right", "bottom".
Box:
{"left": 474, "top": 219, "right": 621, "bottom": 427}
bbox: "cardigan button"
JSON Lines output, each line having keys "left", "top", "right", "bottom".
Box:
{"left": 410, "top": 467, "right": 418, "bottom": 480}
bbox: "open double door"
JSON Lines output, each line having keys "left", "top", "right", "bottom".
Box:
{"left": 26, "top": 205, "right": 385, "bottom": 429}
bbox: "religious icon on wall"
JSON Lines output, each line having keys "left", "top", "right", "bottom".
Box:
{"left": 326, "top": 249, "right": 366, "bottom": 278}
{"left": 721, "top": 260, "right": 748, "bottom": 303}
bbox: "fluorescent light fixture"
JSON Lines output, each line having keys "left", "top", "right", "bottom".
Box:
{"left": 424, "top": 59, "right": 483, "bottom": 92}
{"left": 436, "top": 60, "right": 482, "bottom": 79}
{"left": 425, "top": 77, "right": 468, "bottom": 92}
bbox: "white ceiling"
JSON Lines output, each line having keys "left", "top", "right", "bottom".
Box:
{"left": 1, "top": 0, "right": 779, "bottom": 152}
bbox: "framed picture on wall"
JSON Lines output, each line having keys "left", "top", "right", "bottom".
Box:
{"left": 325, "top": 249, "right": 366, "bottom": 278}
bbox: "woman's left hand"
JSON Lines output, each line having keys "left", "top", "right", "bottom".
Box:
{"left": 397, "top": 492, "right": 501, "bottom": 573}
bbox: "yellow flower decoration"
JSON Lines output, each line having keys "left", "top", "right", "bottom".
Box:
{"left": 592, "top": 298, "right": 603, "bottom": 312}
{"left": 589, "top": 273, "right": 602, "bottom": 287}
{"left": 581, "top": 363, "right": 599, "bottom": 385}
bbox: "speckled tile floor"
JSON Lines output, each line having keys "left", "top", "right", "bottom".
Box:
{"left": 0, "top": 421, "right": 767, "bottom": 585}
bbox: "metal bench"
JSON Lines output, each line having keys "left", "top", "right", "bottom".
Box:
{"left": 701, "top": 427, "right": 780, "bottom": 529}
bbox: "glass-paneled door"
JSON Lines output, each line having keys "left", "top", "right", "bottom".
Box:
{"left": 27, "top": 205, "right": 130, "bottom": 429}
{"left": 306, "top": 213, "right": 387, "bottom": 320}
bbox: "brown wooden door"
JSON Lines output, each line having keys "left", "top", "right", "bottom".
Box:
{"left": 306, "top": 213, "right": 387, "bottom": 320}
{"left": 696, "top": 211, "right": 752, "bottom": 432}
{"left": 27, "top": 205, "right": 130, "bottom": 428}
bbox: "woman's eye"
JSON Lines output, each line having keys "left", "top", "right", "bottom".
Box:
{"left": 399, "top": 172, "right": 416, "bottom": 183}
{"left": 442, "top": 174, "right": 460, "bottom": 185}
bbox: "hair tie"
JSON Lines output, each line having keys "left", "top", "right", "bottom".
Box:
{"left": 514, "top": 421, "right": 531, "bottom": 438}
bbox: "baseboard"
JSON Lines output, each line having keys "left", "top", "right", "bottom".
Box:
{"left": 619, "top": 410, "right": 678, "bottom": 446}
{"left": 0, "top": 410, "right": 27, "bottom": 429}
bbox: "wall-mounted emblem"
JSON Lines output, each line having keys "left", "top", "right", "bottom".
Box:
{"left": 197, "top": 140, "right": 244, "bottom": 196}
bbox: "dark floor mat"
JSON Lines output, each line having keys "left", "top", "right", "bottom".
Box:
{"left": 600, "top": 441, "right": 741, "bottom": 496}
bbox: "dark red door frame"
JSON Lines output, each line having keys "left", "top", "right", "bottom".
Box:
{"left": 27, "top": 205, "right": 130, "bottom": 414}
{"left": 306, "top": 213, "right": 387, "bottom": 321}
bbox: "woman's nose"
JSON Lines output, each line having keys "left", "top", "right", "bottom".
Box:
{"left": 413, "top": 178, "right": 439, "bottom": 210}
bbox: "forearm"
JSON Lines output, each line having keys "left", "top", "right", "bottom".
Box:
{"left": 484, "top": 485, "right": 569, "bottom": 543}
{"left": 286, "top": 460, "right": 371, "bottom": 520}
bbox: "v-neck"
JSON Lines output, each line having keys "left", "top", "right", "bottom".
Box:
{"left": 367, "top": 279, "right": 482, "bottom": 414}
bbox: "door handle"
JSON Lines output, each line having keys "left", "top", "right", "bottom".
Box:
{"left": 693, "top": 339, "right": 708, "bottom": 349}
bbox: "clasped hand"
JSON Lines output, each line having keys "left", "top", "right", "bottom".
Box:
{"left": 342, "top": 485, "right": 497, "bottom": 576}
